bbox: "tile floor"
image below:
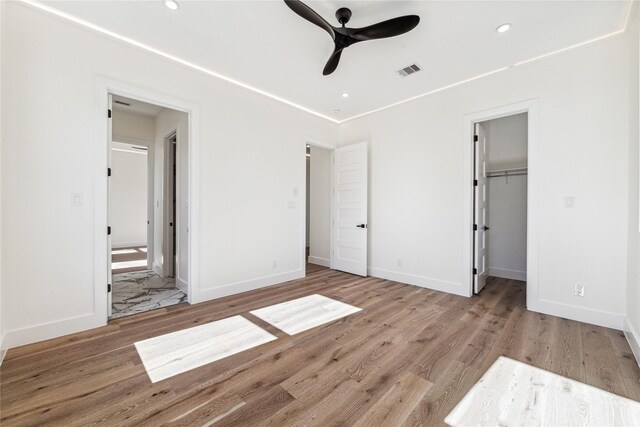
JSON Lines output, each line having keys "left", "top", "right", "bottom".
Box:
{"left": 111, "top": 270, "right": 187, "bottom": 319}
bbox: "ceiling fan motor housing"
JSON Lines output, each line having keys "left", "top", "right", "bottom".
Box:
{"left": 336, "top": 7, "right": 352, "bottom": 26}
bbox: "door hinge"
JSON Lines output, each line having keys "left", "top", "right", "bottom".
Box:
{"left": 473, "top": 179, "right": 478, "bottom": 186}
{"left": 108, "top": 167, "right": 111, "bottom": 177}
{"left": 474, "top": 135, "right": 478, "bottom": 142}
{"left": 473, "top": 268, "right": 478, "bottom": 275}
{"left": 108, "top": 109, "right": 112, "bottom": 118}
{"left": 473, "top": 224, "right": 478, "bottom": 231}
{"left": 107, "top": 283, "right": 112, "bottom": 293}
{"left": 107, "top": 226, "right": 111, "bottom": 235}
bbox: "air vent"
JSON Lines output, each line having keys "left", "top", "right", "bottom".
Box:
{"left": 397, "top": 64, "right": 421, "bottom": 77}
{"left": 114, "top": 100, "right": 131, "bottom": 106}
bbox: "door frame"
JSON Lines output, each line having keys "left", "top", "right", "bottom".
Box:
{"left": 301, "top": 137, "right": 337, "bottom": 275}
{"left": 162, "top": 131, "right": 177, "bottom": 277}
{"left": 462, "top": 99, "right": 538, "bottom": 304}
{"left": 95, "top": 77, "right": 200, "bottom": 323}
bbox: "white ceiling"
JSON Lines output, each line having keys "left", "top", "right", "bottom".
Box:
{"left": 39, "top": 1, "right": 632, "bottom": 122}
{"left": 112, "top": 94, "right": 164, "bottom": 117}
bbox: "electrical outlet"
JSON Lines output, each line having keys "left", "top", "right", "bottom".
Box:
{"left": 272, "top": 260, "right": 278, "bottom": 269}
{"left": 574, "top": 284, "right": 585, "bottom": 297}
{"left": 564, "top": 197, "right": 575, "bottom": 209}
{"left": 71, "top": 193, "right": 83, "bottom": 207}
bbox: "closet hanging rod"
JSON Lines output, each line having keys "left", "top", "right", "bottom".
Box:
{"left": 487, "top": 171, "right": 527, "bottom": 178}
{"left": 486, "top": 167, "right": 528, "bottom": 178}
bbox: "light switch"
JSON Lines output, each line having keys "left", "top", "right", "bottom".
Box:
{"left": 71, "top": 193, "right": 83, "bottom": 207}
{"left": 564, "top": 196, "right": 575, "bottom": 209}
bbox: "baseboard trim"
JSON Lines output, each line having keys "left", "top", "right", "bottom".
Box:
{"left": 3, "top": 312, "right": 106, "bottom": 350}
{"left": 176, "top": 277, "right": 188, "bottom": 293}
{"left": 0, "top": 333, "right": 6, "bottom": 366}
{"left": 307, "top": 256, "right": 330, "bottom": 268}
{"left": 488, "top": 267, "right": 526, "bottom": 281}
{"left": 152, "top": 262, "right": 162, "bottom": 276}
{"left": 528, "top": 298, "right": 624, "bottom": 330}
{"left": 624, "top": 318, "right": 640, "bottom": 368}
{"left": 192, "top": 270, "right": 304, "bottom": 304}
{"left": 368, "top": 267, "right": 468, "bottom": 296}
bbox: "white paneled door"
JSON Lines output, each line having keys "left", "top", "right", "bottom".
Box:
{"left": 332, "top": 142, "right": 368, "bottom": 276}
{"left": 474, "top": 123, "right": 489, "bottom": 293}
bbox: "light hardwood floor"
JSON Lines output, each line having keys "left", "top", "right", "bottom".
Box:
{"left": 1, "top": 264, "right": 639, "bottom": 426}
{"left": 112, "top": 246, "right": 148, "bottom": 274}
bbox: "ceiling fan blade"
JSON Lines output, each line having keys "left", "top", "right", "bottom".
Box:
{"left": 350, "top": 15, "right": 420, "bottom": 41}
{"left": 284, "top": 0, "right": 335, "bottom": 40}
{"left": 323, "top": 48, "right": 343, "bottom": 76}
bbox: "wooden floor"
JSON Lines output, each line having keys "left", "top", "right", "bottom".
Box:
{"left": 112, "top": 246, "right": 147, "bottom": 274}
{"left": 2, "top": 264, "right": 640, "bottom": 426}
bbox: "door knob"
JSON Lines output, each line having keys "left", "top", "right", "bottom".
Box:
{"left": 356, "top": 224, "right": 367, "bottom": 228}
{"left": 483, "top": 225, "right": 490, "bottom": 231}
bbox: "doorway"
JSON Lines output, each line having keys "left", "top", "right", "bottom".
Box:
{"left": 110, "top": 140, "right": 149, "bottom": 274}
{"left": 303, "top": 140, "right": 369, "bottom": 277}
{"left": 163, "top": 132, "right": 177, "bottom": 277}
{"left": 473, "top": 113, "right": 528, "bottom": 294}
{"left": 306, "top": 144, "right": 333, "bottom": 274}
{"left": 107, "top": 94, "right": 189, "bottom": 319}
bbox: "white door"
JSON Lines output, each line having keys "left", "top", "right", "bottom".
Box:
{"left": 107, "top": 94, "right": 113, "bottom": 317}
{"left": 474, "top": 123, "right": 489, "bottom": 293}
{"left": 332, "top": 142, "right": 368, "bottom": 276}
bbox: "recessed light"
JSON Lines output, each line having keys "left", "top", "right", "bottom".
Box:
{"left": 496, "top": 23, "right": 511, "bottom": 33}
{"left": 342, "top": 92, "right": 350, "bottom": 98}
{"left": 164, "top": 0, "right": 180, "bottom": 11}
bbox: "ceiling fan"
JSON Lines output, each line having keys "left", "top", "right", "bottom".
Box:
{"left": 284, "top": 0, "right": 420, "bottom": 75}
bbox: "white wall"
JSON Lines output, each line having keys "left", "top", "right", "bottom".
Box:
{"left": 485, "top": 114, "right": 528, "bottom": 281}
{"left": 626, "top": 2, "right": 640, "bottom": 364}
{"left": 0, "top": 2, "right": 337, "bottom": 348}
{"left": 0, "top": 0, "right": 4, "bottom": 363}
{"left": 110, "top": 148, "right": 148, "bottom": 248}
{"left": 308, "top": 146, "right": 331, "bottom": 266}
{"left": 486, "top": 113, "right": 528, "bottom": 170}
{"left": 1, "top": 1, "right": 635, "bottom": 349}
{"left": 112, "top": 109, "right": 155, "bottom": 142}
{"left": 339, "top": 30, "right": 631, "bottom": 329}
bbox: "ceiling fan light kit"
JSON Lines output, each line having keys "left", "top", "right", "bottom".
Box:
{"left": 284, "top": 0, "right": 420, "bottom": 75}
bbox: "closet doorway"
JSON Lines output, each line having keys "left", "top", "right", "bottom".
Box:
{"left": 473, "top": 113, "right": 528, "bottom": 294}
